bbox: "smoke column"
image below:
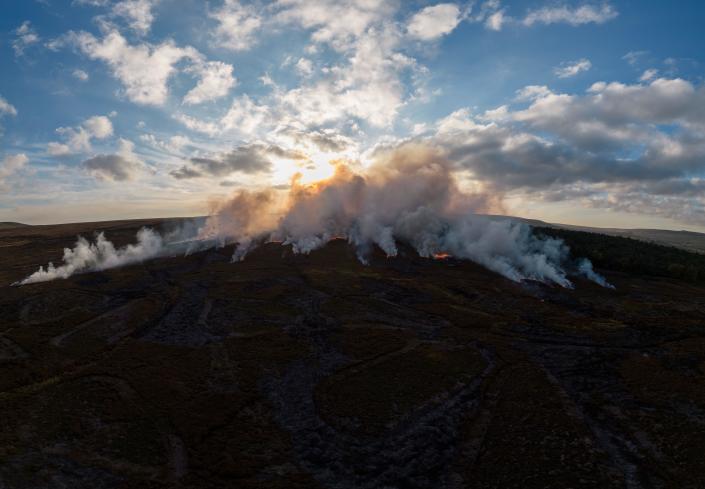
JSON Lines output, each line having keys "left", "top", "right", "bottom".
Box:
{"left": 15, "top": 143, "right": 612, "bottom": 289}
{"left": 15, "top": 228, "right": 165, "bottom": 285}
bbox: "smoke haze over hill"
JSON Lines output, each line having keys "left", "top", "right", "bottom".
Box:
{"left": 17, "top": 144, "right": 610, "bottom": 288}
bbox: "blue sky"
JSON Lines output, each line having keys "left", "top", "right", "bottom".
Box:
{"left": 1, "top": 0, "right": 705, "bottom": 230}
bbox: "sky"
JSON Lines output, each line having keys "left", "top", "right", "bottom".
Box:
{"left": 1, "top": 0, "right": 704, "bottom": 230}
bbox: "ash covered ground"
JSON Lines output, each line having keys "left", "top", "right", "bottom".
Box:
{"left": 1, "top": 220, "right": 705, "bottom": 489}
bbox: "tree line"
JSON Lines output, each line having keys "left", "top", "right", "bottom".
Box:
{"left": 536, "top": 227, "right": 705, "bottom": 283}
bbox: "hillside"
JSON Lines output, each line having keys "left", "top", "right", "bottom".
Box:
{"left": 555, "top": 224, "right": 705, "bottom": 255}
{"left": 0, "top": 219, "right": 704, "bottom": 488}
{"left": 542, "top": 220, "right": 705, "bottom": 254}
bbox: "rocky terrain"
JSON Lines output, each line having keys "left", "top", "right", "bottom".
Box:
{"left": 1, "top": 220, "right": 704, "bottom": 488}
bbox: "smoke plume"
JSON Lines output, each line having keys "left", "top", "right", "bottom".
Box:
{"left": 578, "top": 258, "right": 615, "bottom": 289}
{"left": 200, "top": 143, "right": 611, "bottom": 288}
{"left": 15, "top": 143, "right": 612, "bottom": 289}
{"left": 15, "top": 228, "right": 164, "bottom": 285}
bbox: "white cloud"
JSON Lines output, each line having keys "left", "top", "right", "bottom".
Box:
{"left": 72, "top": 0, "right": 109, "bottom": 5}
{"left": 505, "top": 79, "right": 705, "bottom": 166}
{"left": 13, "top": 21, "right": 40, "bottom": 56}
{"left": 379, "top": 75, "right": 705, "bottom": 228}
{"left": 220, "top": 95, "right": 272, "bottom": 135}
{"left": 210, "top": 0, "right": 262, "bottom": 51}
{"left": 275, "top": 127, "right": 355, "bottom": 153}
{"left": 83, "top": 115, "right": 114, "bottom": 139}
{"left": 70, "top": 29, "right": 231, "bottom": 107}
{"left": 0, "top": 96, "right": 18, "bottom": 118}
{"left": 168, "top": 135, "right": 191, "bottom": 150}
{"left": 417, "top": 91, "right": 705, "bottom": 225}
{"left": 180, "top": 2, "right": 423, "bottom": 134}
{"left": 554, "top": 58, "right": 592, "bottom": 78}
{"left": 71, "top": 29, "right": 200, "bottom": 106}
{"left": 485, "top": 10, "right": 506, "bottom": 31}
{"left": 177, "top": 14, "right": 422, "bottom": 134}
{"left": 466, "top": 1, "right": 506, "bottom": 31}
{"left": 49, "top": 115, "right": 114, "bottom": 155}
{"left": 436, "top": 107, "right": 479, "bottom": 134}
{"left": 183, "top": 61, "right": 237, "bottom": 105}
{"left": 523, "top": 3, "right": 618, "bottom": 26}
{"left": 174, "top": 2, "right": 432, "bottom": 137}
{"left": 174, "top": 95, "right": 282, "bottom": 138}
{"left": 275, "top": 0, "right": 398, "bottom": 50}
{"left": 515, "top": 85, "right": 551, "bottom": 101}
{"left": 73, "top": 69, "right": 90, "bottom": 81}
{"left": 295, "top": 57, "right": 314, "bottom": 77}
{"left": 174, "top": 113, "right": 220, "bottom": 136}
{"left": 0, "top": 154, "right": 28, "bottom": 186}
{"left": 53, "top": 126, "right": 90, "bottom": 153}
{"left": 480, "top": 104, "right": 510, "bottom": 121}
{"left": 623, "top": 50, "right": 648, "bottom": 66}
{"left": 466, "top": 1, "right": 617, "bottom": 31}
{"left": 140, "top": 133, "right": 192, "bottom": 153}
{"left": 260, "top": 73, "right": 275, "bottom": 87}
{"left": 112, "top": 0, "right": 160, "bottom": 35}
{"left": 516, "top": 78, "right": 705, "bottom": 133}
{"left": 639, "top": 68, "right": 658, "bottom": 82}
{"left": 407, "top": 3, "right": 463, "bottom": 40}
{"left": 279, "top": 25, "right": 418, "bottom": 128}
{"left": 47, "top": 142, "right": 72, "bottom": 156}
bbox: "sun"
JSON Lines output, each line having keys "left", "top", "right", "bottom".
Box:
{"left": 271, "top": 149, "right": 340, "bottom": 186}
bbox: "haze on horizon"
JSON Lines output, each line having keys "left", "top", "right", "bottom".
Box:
{"left": 1, "top": 0, "right": 705, "bottom": 232}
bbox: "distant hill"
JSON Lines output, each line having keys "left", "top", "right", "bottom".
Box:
{"left": 0, "top": 222, "right": 29, "bottom": 230}
{"left": 550, "top": 224, "right": 705, "bottom": 255}
{"left": 486, "top": 215, "right": 705, "bottom": 255}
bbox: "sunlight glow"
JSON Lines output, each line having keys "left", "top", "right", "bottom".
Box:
{"left": 271, "top": 150, "right": 343, "bottom": 186}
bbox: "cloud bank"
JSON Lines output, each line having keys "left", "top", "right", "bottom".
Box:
{"left": 422, "top": 77, "right": 705, "bottom": 226}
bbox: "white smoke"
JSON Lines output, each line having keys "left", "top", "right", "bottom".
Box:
{"left": 201, "top": 143, "right": 613, "bottom": 289}
{"left": 578, "top": 258, "right": 615, "bottom": 289}
{"left": 15, "top": 228, "right": 165, "bottom": 285}
{"left": 400, "top": 213, "right": 575, "bottom": 287}
{"left": 15, "top": 143, "right": 613, "bottom": 289}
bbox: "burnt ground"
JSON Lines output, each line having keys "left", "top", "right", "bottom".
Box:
{"left": 1, "top": 220, "right": 704, "bottom": 489}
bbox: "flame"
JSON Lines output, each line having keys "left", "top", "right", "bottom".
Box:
{"left": 433, "top": 252, "right": 452, "bottom": 260}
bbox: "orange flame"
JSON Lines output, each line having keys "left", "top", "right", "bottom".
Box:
{"left": 433, "top": 252, "right": 452, "bottom": 260}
